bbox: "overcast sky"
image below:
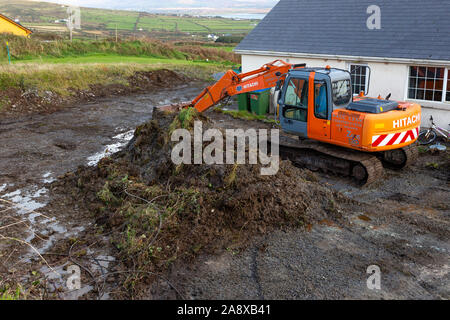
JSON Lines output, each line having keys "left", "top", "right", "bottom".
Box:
{"left": 42, "top": 0, "right": 279, "bottom": 12}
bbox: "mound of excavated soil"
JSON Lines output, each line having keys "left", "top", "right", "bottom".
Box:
{"left": 51, "top": 107, "right": 350, "bottom": 297}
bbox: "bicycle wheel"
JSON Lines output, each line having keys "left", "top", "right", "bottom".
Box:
{"left": 418, "top": 129, "right": 437, "bottom": 145}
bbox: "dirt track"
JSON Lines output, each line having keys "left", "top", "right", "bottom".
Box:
{"left": 0, "top": 85, "right": 449, "bottom": 300}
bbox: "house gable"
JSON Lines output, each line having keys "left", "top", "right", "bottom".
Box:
{"left": 0, "top": 13, "right": 32, "bottom": 37}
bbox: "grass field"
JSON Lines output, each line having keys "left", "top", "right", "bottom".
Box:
{"left": 0, "top": 35, "right": 239, "bottom": 66}
{"left": 15, "top": 54, "right": 227, "bottom": 66}
{"left": 0, "top": 35, "right": 235, "bottom": 106}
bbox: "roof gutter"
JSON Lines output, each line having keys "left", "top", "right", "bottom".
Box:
{"left": 234, "top": 49, "right": 450, "bottom": 67}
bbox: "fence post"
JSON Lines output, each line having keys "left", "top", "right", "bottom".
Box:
{"left": 6, "top": 41, "right": 11, "bottom": 65}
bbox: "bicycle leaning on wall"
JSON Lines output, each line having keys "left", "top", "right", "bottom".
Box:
{"left": 418, "top": 116, "right": 450, "bottom": 145}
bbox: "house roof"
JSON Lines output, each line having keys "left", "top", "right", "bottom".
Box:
{"left": 235, "top": 0, "right": 450, "bottom": 62}
{"left": 0, "top": 13, "right": 32, "bottom": 35}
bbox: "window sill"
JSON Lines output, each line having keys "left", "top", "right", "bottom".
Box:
{"left": 406, "top": 99, "right": 450, "bottom": 111}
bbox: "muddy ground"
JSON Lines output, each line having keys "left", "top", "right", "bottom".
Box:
{"left": 0, "top": 79, "right": 449, "bottom": 299}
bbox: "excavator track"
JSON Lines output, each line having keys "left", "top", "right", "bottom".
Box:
{"left": 273, "top": 135, "right": 385, "bottom": 185}
{"left": 381, "top": 143, "right": 418, "bottom": 169}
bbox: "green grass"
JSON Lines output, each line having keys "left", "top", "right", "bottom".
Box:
{"left": 0, "top": 36, "right": 239, "bottom": 65}
{"left": 201, "top": 45, "right": 235, "bottom": 52}
{"left": 0, "top": 286, "right": 21, "bottom": 300}
{"left": 136, "top": 15, "right": 257, "bottom": 34}
{"left": 215, "top": 109, "right": 276, "bottom": 124}
{"left": 14, "top": 54, "right": 226, "bottom": 65}
{"left": 83, "top": 9, "right": 139, "bottom": 31}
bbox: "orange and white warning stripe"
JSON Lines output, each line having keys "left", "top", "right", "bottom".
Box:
{"left": 372, "top": 127, "right": 419, "bottom": 147}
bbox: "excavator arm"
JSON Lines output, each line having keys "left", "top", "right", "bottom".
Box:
{"left": 188, "top": 60, "right": 304, "bottom": 112}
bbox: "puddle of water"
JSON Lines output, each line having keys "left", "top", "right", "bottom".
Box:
{"left": 2, "top": 186, "right": 85, "bottom": 258}
{"left": 87, "top": 129, "right": 134, "bottom": 166}
{"left": 42, "top": 172, "right": 56, "bottom": 184}
{"left": 3, "top": 188, "right": 47, "bottom": 221}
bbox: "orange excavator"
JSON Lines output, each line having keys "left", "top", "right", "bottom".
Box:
{"left": 164, "top": 60, "right": 421, "bottom": 184}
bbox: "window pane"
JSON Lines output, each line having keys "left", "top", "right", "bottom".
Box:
{"left": 417, "top": 89, "right": 425, "bottom": 100}
{"left": 314, "top": 82, "right": 327, "bottom": 119}
{"left": 285, "top": 78, "right": 307, "bottom": 107}
{"left": 418, "top": 67, "right": 427, "bottom": 77}
{"left": 332, "top": 80, "right": 352, "bottom": 105}
{"left": 408, "top": 77, "right": 416, "bottom": 89}
{"left": 428, "top": 67, "right": 436, "bottom": 78}
{"left": 433, "top": 90, "right": 442, "bottom": 102}
{"left": 418, "top": 78, "right": 426, "bottom": 89}
{"left": 447, "top": 70, "right": 450, "bottom": 102}
{"left": 284, "top": 107, "right": 307, "bottom": 122}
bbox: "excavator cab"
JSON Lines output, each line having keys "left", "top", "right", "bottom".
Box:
{"left": 278, "top": 67, "right": 349, "bottom": 140}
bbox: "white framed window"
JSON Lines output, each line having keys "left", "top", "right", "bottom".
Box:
{"left": 446, "top": 69, "right": 450, "bottom": 102}
{"left": 349, "top": 64, "right": 370, "bottom": 95}
{"left": 408, "top": 66, "right": 449, "bottom": 103}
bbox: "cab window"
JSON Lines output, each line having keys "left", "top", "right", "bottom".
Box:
{"left": 284, "top": 78, "right": 308, "bottom": 108}
{"left": 314, "top": 81, "right": 328, "bottom": 119}
{"left": 332, "top": 79, "right": 352, "bottom": 106}
{"left": 283, "top": 78, "right": 308, "bottom": 122}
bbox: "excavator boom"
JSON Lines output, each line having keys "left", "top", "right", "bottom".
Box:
{"left": 189, "top": 60, "right": 303, "bottom": 112}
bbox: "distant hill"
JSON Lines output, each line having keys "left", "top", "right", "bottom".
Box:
{"left": 0, "top": 0, "right": 260, "bottom": 41}
{"left": 43, "top": 0, "right": 275, "bottom": 14}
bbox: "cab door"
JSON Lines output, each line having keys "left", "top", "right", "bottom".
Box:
{"left": 307, "top": 72, "right": 332, "bottom": 141}
{"left": 279, "top": 75, "right": 309, "bottom": 137}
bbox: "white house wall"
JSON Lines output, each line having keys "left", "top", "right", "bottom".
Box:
{"left": 241, "top": 54, "right": 450, "bottom": 128}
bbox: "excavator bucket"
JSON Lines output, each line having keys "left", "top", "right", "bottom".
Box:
{"left": 156, "top": 101, "right": 191, "bottom": 113}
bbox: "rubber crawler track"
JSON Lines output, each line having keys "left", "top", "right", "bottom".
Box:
{"left": 401, "top": 143, "right": 419, "bottom": 168}
{"left": 380, "top": 142, "right": 419, "bottom": 169}
{"left": 274, "top": 135, "right": 385, "bottom": 185}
